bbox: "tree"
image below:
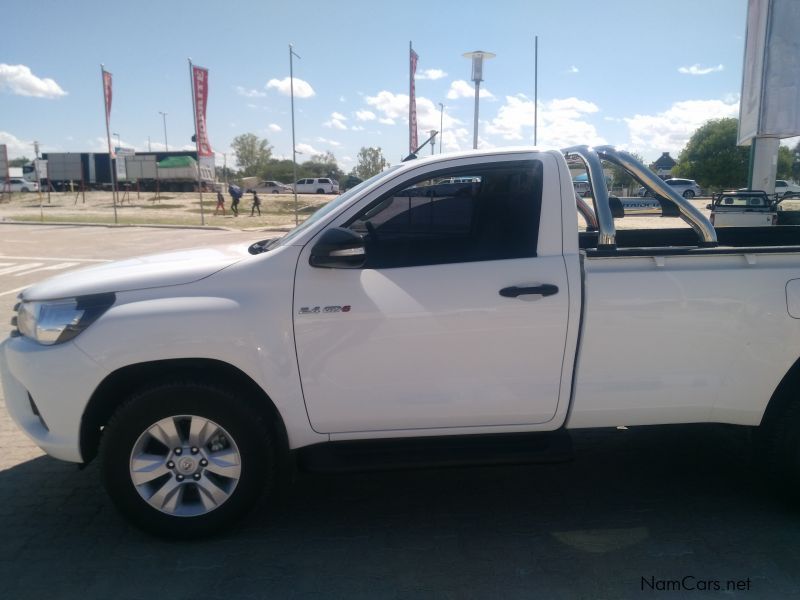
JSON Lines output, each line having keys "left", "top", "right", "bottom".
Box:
{"left": 302, "top": 151, "right": 344, "bottom": 181}
{"left": 602, "top": 152, "right": 645, "bottom": 192}
{"left": 264, "top": 159, "right": 297, "bottom": 184}
{"left": 672, "top": 118, "right": 749, "bottom": 190}
{"left": 231, "top": 133, "right": 273, "bottom": 178}
{"left": 8, "top": 157, "right": 30, "bottom": 167}
{"left": 777, "top": 145, "right": 793, "bottom": 180}
{"left": 353, "top": 147, "right": 389, "bottom": 180}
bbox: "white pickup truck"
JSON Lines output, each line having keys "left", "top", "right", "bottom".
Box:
{"left": 4, "top": 145, "right": 800, "bottom": 538}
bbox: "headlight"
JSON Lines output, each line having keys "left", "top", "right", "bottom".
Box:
{"left": 16, "top": 293, "right": 115, "bottom": 345}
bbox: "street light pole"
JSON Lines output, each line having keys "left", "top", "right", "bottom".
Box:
{"left": 438, "top": 103, "right": 444, "bottom": 154}
{"left": 159, "top": 111, "right": 169, "bottom": 152}
{"left": 113, "top": 132, "right": 121, "bottom": 149}
{"left": 289, "top": 43, "right": 301, "bottom": 226}
{"left": 462, "top": 51, "right": 495, "bottom": 150}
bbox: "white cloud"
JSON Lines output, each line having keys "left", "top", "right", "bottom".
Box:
{"left": 0, "top": 131, "right": 32, "bottom": 158}
{"left": 236, "top": 86, "right": 266, "bottom": 98}
{"left": 678, "top": 64, "right": 724, "bottom": 76}
{"left": 323, "top": 111, "right": 347, "bottom": 130}
{"left": 485, "top": 95, "right": 605, "bottom": 147}
{"left": 351, "top": 125, "right": 365, "bottom": 131}
{"left": 567, "top": 65, "right": 579, "bottom": 74}
{"left": 624, "top": 98, "right": 739, "bottom": 158}
{"left": 447, "top": 79, "right": 494, "bottom": 100}
{"left": 266, "top": 77, "right": 315, "bottom": 98}
{"left": 379, "top": 117, "right": 396, "bottom": 125}
{"left": 356, "top": 110, "right": 376, "bottom": 121}
{"left": 339, "top": 95, "right": 346, "bottom": 102}
{"left": 0, "top": 64, "right": 67, "bottom": 98}
{"left": 365, "top": 90, "right": 470, "bottom": 151}
{"left": 268, "top": 123, "right": 282, "bottom": 132}
{"left": 316, "top": 136, "right": 341, "bottom": 147}
{"left": 295, "top": 142, "right": 320, "bottom": 155}
{"left": 417, "top": 68, "right": 447, "bottom": 80}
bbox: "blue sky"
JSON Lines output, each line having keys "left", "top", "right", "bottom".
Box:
{"left": 1, "top": 0, "right": 752, "bottom": 171}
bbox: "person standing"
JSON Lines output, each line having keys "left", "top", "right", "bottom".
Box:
{"left": 250, "top": 190, "right": 261, "bottom": 216}
{"left": 214, "top": 189, "right": 226, "bottom": 215}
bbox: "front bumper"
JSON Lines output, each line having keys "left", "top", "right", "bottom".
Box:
{"left": 0, "top": 336, "right": 108, "bottom": 463}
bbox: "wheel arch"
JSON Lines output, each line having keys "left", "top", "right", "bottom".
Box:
{"left": 80, "top": 358, "right": 289, "bottom": 465}
{"left": 760, "top": 356, "right": 800, "bottom": 428}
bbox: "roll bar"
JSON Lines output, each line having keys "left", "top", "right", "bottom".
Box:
{"left": 562, "top": 145, "right": 617, "bottom": 250}
{"left": 562, "top": 145, "right": 718, "bottom": 248}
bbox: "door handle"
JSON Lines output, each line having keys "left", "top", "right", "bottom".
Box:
{"left": 499, "top": 284, "right": 559, "bottom": 298}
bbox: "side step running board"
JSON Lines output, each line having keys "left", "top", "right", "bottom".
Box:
{"left": 297, "top": 431, "right": 574, "bottom": 473}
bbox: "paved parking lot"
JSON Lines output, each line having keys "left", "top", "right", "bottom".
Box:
{"left": 1, "top": 224, "right": 799, "bottom": 599}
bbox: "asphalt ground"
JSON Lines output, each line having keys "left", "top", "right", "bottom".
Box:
{"left": 0, "top": 224, "right": 799, "bottom": 599}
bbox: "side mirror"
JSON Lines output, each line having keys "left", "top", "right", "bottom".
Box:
{"left": 309, "top": 227, "right": 366, "bottom": 269}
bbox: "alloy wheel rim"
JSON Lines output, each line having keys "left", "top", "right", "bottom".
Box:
{"left": 129, "top": 415, "right": 242, "bottom": 517}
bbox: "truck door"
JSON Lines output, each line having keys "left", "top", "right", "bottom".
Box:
{"left": 293, "top": 155, "right": 570, "bottom": 433}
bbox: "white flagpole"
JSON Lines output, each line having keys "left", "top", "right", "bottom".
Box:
{"left": 100, "top": 64, "right": 118, "bottom": 224}
{"left": 188, "top": 58, "right": 205, "bottom": 225}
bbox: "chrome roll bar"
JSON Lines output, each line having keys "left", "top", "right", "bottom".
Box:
{"left": 562, "top": 145, "right": 617, "bottom": 249}
{"left": 594, "top": 145, "right": 717, "bottom": 247}
{"left": 561, "top": 145, "right": 718, "bottom": 248}
{"left": 575, "top": 194, "right": 599, "bottom": 231}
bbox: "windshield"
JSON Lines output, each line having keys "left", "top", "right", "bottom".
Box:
{"left": 278, "top": 166, "right": 401, "bottom": 245}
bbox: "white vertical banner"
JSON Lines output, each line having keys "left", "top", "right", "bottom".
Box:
{"left": 738, "top": 0, "right": 800, "bottom": 144}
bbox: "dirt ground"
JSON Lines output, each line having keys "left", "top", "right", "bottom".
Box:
{"left": 0, "top": 190, "right": 331, "bottom": 230}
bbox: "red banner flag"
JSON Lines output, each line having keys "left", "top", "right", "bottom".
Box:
{"left": 192, "top": 65, "right": 213, "bottom": 157}
{"left": 409, "top": 45, "right": 418, "bottom": 154}
{"left": 102, "top": 70, "right": 113, "bottom": 121}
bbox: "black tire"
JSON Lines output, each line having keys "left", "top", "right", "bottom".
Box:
{"left": 760, "top": 400, "right": 800, "bottom": 502}
{"left": 316, "top": 188, "right": 325, "bottom": 194}
{"left": 683, "top": 190, "right": 695, "bottom": 199}
{"left": 272, "top": 189, "right": 279, "bottom": 194}
{"left": 100, "top": 381, "right": 273, "bottom": 539}
{"left": 20, "top": 187, "right": 29, "bottom": 193}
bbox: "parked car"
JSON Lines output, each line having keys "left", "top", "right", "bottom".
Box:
{"left": 247, "top": 180, "right": 292, "bottom": 194}
{"left": 5, "top": 178, "right": 39, "bottom": 193}
{"left": 294, "top": 177, "right": 339, "bottom": 194}
{"left": 8, "top": 146, "right": 800, "bottom": 538}
{"left": 776, "top": 180, "right": 800, "bottom": 197}
{"left": 639, "top": 178, "right": 701, "bottom": 199}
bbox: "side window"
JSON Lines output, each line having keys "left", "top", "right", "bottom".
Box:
{"left": 319, "top": 178, "right": 331, "bottom": 184}
{"left": 347, "top": 160, "right": 543, "bottom": 268}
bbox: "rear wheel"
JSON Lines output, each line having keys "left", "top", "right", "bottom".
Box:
{"left": 760, "top": 400, "right": 800, "bottom": 502}
{"left": 100, "top": 381, "right": 273, "bottom": 538}
{"left": 316, "top": 188, "right": 325, "bottom": 194}
{"left": 683, "top": 190, "right": 695, "bottom": 199}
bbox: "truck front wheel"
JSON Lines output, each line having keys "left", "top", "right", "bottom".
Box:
{"left": 100, "top": 381, "right": 273, "bottom": 538}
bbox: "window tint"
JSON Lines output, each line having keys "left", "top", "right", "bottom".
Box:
{"left": 347, "top": 160, "right": 543, "bottom": 268}
{"left": 777, "top": 181, "right": 787, "bottom": 187}
{"left": 319, "top": 178, "right": 330, "bottom": 184}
